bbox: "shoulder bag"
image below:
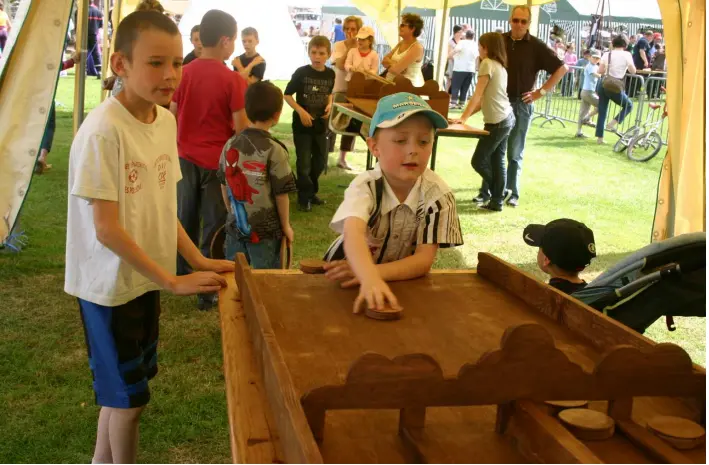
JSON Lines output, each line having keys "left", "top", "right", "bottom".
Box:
{"left": 601, "top": 51, "right": 625, "bottom": 94}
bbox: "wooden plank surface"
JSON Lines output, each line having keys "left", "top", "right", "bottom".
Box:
{"left": 347, "top": 97, "right": 377, "bottom": 117}
{"left": 217, "top": 272, "right": 283, "bottom": 463}
{"left": 250, "top": 272, "right": 601, "bottom": 462}
{"left": 235, "top": 257, "right": 324, "bottom": 463}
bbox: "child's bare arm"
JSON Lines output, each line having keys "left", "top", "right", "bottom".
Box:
{"left": 169, "top": 102, "right": 178, "bottom": 117}
{"left": 327, "top": 243, "right": 437, "bottom": 286}
{"left": 275, "top": 193, "right": 293, "bottom": 244}
{"left": 284, "top": 95, "right": 313, "bottom": 127}
{"left": 284, "top": 94, "right": 304, "bottom": 113}
{"left": 377, "top": 244, "right": 438, "bottom": 281}
{"left": 92, "top": 199, "right": 226, "bottom": 294}
{"left": 220, "top": 185, "right": 232, "bottom": 212}
{"left": 232, "top": 108, "right": 248, "bottom": 135}
{"left": 342, "top": 217, "right": 400, "bottom": 312}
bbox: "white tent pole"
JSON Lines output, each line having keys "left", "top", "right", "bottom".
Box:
{"left": 100, "top": 0, "right": 110, "bottom": 102}
{"left": 397, "top": 0, "right": 401, "bottom": 30}
{"left": 73, "top": 0, "right": 89, "bottom": 134}
{"left": 528, "top": 0, "right": 540, "bottom": 38}
{"left": 434, "top": 0, "right": 449, "bottom": 84}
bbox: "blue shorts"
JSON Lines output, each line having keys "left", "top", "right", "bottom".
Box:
{"left": 78, "top": 291, "right": 160, "bottom": 408}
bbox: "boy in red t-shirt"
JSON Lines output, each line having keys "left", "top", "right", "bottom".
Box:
{"left": 170, "top": 9, "right": 248, "bottom": 310}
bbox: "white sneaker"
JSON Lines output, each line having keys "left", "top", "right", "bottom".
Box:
{"left": 606, "top": 120, "right": 618, "bottom": 132}
{"left": 597, "top": 138, "right": 605, "bottom": 144}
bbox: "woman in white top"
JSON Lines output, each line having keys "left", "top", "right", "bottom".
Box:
{"left": 344, "top": 26, "right": 380, "bottom": 81}
{"left": 450, "top": 30, "right": 479, "bottom": 108}
{"left": 596, "top": 34, "right": 637, "bottom": 143}
{"left": 330, "top": 15, "right": 363, "bottom": 169}
{"left": 453, "top": 32, "right": 515, "bottom": 212}
{"left": 382, "top": 13, "right": 425, "bottom": 87}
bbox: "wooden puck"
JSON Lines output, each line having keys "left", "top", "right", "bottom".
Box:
{"left": 299, "top": 259, "right": 327, "bottom": 274}
{"left": 545, "top": 400, "right": 589, "bottom": 409}
{"left": 364, "top": 306, "right": 403, "bottom": 321}
{"left": 558, "top": 408, "right": 615, "bottom": 441}
{"left": 647, "top": 416, "right": 705, "bottom": 450}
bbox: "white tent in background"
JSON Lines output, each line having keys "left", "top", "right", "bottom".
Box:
{"left": 178, "top": 0, "right": 307, "bottom": 80}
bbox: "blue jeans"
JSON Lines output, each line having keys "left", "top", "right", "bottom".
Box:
{"left": 595, "top": 85, "right": 633, "bottom": 138}
{"left": 475, "top": 113, "right": 516, "bottom": 207}
{"left": 504, "top": 99, "right": 534, "bottom": 200}
{"left": 225, "top": 235, "right": 281, "bottom": 269}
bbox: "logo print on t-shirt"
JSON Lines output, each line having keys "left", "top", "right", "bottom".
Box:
{"left": 154, "top": 154, "right": 172, "bottom": 190}
{"left": 125, "top": 160, "right": 147, "bottom": 194}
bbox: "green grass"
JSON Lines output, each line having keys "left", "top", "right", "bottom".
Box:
{"left": 0, "top": 76, "right": 704, "bottom": 463}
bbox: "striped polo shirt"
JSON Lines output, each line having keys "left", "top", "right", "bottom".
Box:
{"left": 325, "top": 166, "right": 463, "bottom": 263}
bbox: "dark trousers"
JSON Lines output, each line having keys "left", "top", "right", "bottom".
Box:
{"left": 475, "top": 113, "right": 516, "bottom": 207}
{"left": 40, "top": 102, "right": 57, "bottom": 152}
{"left": 177, "top": 158, "right": 227, "bottom": 275}
{"left": 86, "top": 34, "right": 101, "bottom": 76}
{"left": 450, "top": 71, "right": 474, "bottom": 104}
{"left": 0, "top": 27, "right": 8, "bottom": 51}
{"left": 294, "top": 132, "right": 327, "bottom": 204}
{"left": 595, "top": 85, "right": 632, "bottom": 138}
{"left": 560, "top": 72, "right": 575, "bottom": 97}
{"left": 503, "top": 99, "right": 534, "bottom": 200}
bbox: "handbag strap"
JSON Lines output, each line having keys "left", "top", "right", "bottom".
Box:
{"left": 606, "top": 51, "right": 611, "bottom": 77}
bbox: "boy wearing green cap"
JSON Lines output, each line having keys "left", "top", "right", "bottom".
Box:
{"left": 323, "top": 92, "right": 464, "bottom": 313}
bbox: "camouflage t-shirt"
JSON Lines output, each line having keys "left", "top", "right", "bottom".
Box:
{"left": 217, "top": 128, "right": 297, "bottom": 242}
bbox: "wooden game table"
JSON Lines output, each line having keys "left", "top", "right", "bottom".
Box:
{"left": 334, "top": 97, "right": 488, "bottom": 171}
{"left": 218, "top": 253, "right": 705, "bottom": 464}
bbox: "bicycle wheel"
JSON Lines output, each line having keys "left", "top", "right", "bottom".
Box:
{"left": 613, "top": 126, "right": 640, "bottom": 153}
{"left": 627, "top": 132, "right": 663, "bottom": 162}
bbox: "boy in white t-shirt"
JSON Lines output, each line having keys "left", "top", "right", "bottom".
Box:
{"left": 65, "top": 11, "right": 232, "bottom": 463}
{"left": 323, "top": 93, "right": 463, "bottom": 313}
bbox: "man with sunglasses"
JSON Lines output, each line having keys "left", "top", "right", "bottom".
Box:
{"left": 491, "top": 6, "right": 567, "bottom": 208}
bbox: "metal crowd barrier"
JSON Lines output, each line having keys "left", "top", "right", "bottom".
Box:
{"left": 532, "top": 65, "right": 669, "bottom": 145}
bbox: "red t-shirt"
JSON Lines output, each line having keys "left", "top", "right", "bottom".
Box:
{"left": 172, "top": 59, "right": 247, "bottom": 170}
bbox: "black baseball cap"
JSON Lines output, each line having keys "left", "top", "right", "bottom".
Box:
{"left": 523, "top": 219, "right": 597, "bottom": 272}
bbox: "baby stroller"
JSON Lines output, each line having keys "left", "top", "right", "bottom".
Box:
{"left": 572, "top": 232, "right": 705, "bottom": 334}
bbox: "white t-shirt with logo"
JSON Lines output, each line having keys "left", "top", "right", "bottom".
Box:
{"left": 65, "top": 97, "right": 181, "bottom": 307}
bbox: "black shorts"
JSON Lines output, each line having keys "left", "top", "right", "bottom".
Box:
{"left": 78, "top": 291, "right": 160, "bottom": 408}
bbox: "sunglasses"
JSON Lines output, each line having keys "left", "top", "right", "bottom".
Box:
{"left": 399, "top": 23, "right": 412, "bottom": 28}
{"left": 511, "top": 18, "right": 529, "bottom": 25}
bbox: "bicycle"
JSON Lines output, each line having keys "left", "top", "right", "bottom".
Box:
{"left": 626, "top": 102, "right": 666, "bottom": 162}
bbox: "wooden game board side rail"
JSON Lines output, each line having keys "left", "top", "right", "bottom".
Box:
{"left": 235, "top": 255, "right": 324, "bottom": 464}
{"left": 302, "top": 324, "right": 704, "bottom": 410}
{"left": 218, "top": 273, "right": 283, "bottom": 463}
{"left": 476, "top": 252, "right": 656, "bottom": 352}
{"left": 301, "top": 324, "right": 704, "bottom": 449}
{"left": 507, "top": 400, "right": 605, "bottom": 464}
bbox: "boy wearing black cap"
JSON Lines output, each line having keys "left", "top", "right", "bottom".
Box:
{"left": 523, "top": 219, "right": 597, "bottom": 294}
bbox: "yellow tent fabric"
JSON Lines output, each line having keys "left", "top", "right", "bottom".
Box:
{"left": 653, "top": 0, "right": 705, "bottom": 240}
